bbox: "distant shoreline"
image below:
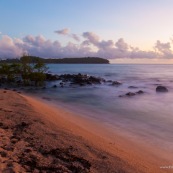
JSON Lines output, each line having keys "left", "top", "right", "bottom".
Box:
{"left": 0, "top": 57, "right": 110, "bottom": 64}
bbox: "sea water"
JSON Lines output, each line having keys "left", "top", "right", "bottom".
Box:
{"left": 27, "top": 64, "right": 173, "bottom": 161}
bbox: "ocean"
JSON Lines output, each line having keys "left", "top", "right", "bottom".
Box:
{"left": 26, "top": 64, "right": 173, "bottom": 161}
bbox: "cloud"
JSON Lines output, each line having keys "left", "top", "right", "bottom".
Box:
{"left": 55, "top": 28, "right": 80, "bottom": 42}
{"left": 115, "top": 38, "right": 128, "bottom": 51}
{"left": 0, "top": 31, "right": 173, "bottom": 60}
{"left": 0, "top": 34, "right": 93, "bottom": 58}
{"left": 154, "top": 40, "right": 173, "bottom": 58}
{"left": 54, "top": 28, "right": 70, "bottom": 35}
{"left": 70, "top": 34, "right": 80, "bottom": 42}
{"left": 23, "top": 35, "right": 46, "bottom": 46}
{"left": 81, "top": 32, "right": 157, "bottom": 59}
{"left": 0, "top": 35, "right": 23, "bottom": 58}
{"left": 83, "top": 32, "right": 100, "bottom": 45}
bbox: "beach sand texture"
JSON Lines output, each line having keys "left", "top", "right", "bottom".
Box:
{"left": 0, "top": 90, "right": 170, "bottom": 173}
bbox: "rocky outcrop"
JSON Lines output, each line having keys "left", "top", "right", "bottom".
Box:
{"left": 112, "top": 81, "right": 122, "bottom": 86}
{"left": 60, "top": 73, "right": 105, "bottom": 86}
{"left": 128, "top": 86, "right": 138, "bottom": 89}
{"left": 52, "top": 85, "right": 57, "bottom": 88}
{"left": 126, "top": 92, "right": 136, "bottom": 96}
{"left": 119, "top": 90, "right": 144, "bottom": 97}
{"left": 46, "top": 73, "right": 106, "bottom": 87}
{"left": 136, "top": 90, "right": 144, "bottom": 94}
{"left": 45, "top": 74, "right": 60, "bottom": 81}
{"left": 156, "top": 86, "right": 168, "bottom": 92}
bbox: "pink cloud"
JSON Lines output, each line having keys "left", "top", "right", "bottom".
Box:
{"left": 54, "top": 28, "right": 70, "bottom": 35}
{"left": 83, "top": 32, "right": 100, "bottom": 45}
{"left": 0, "top": 35, "right": 23, "bottom": 58}
{"left": 70, "top": 34, "right": 80, "bottom": 42}
{"left": 0, "top": 32, "right": 173, "bottom": 59}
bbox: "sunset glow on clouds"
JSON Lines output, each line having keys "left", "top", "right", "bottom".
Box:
{"left": 0, "top": 31, "right": 173, "bottom": 61}
{"left": 1, "top": 0, "right": 173, "bottom": 63}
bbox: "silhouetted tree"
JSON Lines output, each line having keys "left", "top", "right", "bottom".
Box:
{"left": 20, "top": 55, "right": 48, "bottom": 86}
{"left": 0, "top": 55, "right": 48, "bottom": 86}
{"left": 0, "top": 63, "right": 21, "bottom": 82}
{"left": 30, "top": 58, "right": 48, "bottom": 86}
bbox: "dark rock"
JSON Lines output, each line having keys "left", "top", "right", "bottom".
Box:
{"left": 54, "top": 73, "right": 105, "bottom": 86}
{"left": 136, "top": 90, "right": 144, "bottom": 94}
{"left": 78, "top": 73, "right": 82, "bottom": 76}
{"left": 60, "top": 82, "right": 64, "bottom": 88}
{"left": 120, "top": 90, "right": 144, "bottom": 97}
{"left": 52, "top": 85, "right": 57, "bottom": 88}
{"left": 88, "top": 76, "right": 103, "bottom": 84}
{"left": 126, "top": 92, "right": 136, "bottom": 96}
{"left": 112, "top": 81, "right": 122, "bottom": 86}
{"left": 87, "top": 81, "right": 92, "bottom": 85}
{"left": 80, "top": 83, "right": 85, "bottom": 86}
{"left": 46, "top": 74, "right": 60, "bottom": 81}
{"left": 156, "top": 86, "right": 168, "bottom": 92}
{"left": 59, "top": 74, "right": 72, "bottom": 82}
{"left": 128, "top": 86, "right": 138, "bottom": 89}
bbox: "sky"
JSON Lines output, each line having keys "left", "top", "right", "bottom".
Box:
{"left": 1, "top": 0, "right": 173, "bottom": 63}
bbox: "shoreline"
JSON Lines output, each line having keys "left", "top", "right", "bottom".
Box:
{"left": 0, "top": 89, "right": 170, "bottom": 172}
{"left": 24, "top": 92, "right": 173, "bottom": 163}
{"left": 24, "top": 93, "right": 171, "bottom": 165}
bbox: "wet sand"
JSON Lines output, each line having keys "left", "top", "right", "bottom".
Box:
{"left": 0, "top": 89, "right": 170, "bottom": 173}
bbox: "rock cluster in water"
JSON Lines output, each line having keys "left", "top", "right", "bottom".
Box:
{"left": 119, "top": 90, "right": 144, "bottom": 97}
{"left": 1, "top": 72, "right": 170, "bottom": 98}
{"left": 46, "top": 73, "right": 105, "bottom": 87}
{"left": 46, "top": 73, "right": 125, "bottom": 88}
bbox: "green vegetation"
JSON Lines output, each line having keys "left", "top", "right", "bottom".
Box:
{"left": 0, "top": 55, "right": 109, "bottom": 87}
{"left": 0, "top": 56, "right": 109, "bottom": 64}
{"left": 0, "top": 55, "right": 48, "bottom": 86}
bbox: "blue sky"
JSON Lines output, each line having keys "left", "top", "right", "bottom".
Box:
{"left": 1, "top": 0, "right": 173, "bottom": 63}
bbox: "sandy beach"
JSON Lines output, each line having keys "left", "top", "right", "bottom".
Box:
{"left": 0, "top": 89, "right": 171, "bottom": 173}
